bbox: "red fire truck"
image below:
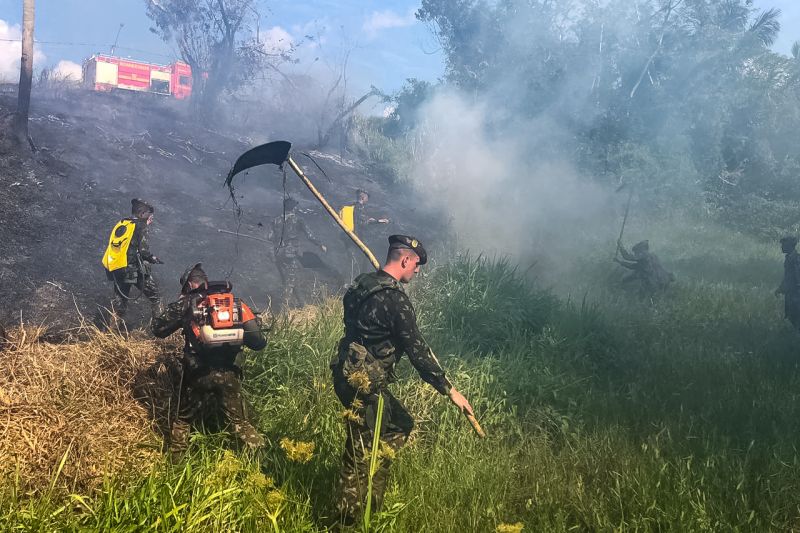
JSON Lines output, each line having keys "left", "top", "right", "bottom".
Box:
{"left": 82, "top": 54, "right": 193, "bottom": 100}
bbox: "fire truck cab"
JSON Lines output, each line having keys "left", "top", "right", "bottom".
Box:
{"left": 83, "top": 55, "right": 192, "bottom": 100}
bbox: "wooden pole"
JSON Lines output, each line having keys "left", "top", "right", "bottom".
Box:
{"left": 286, "top": 156, "right": 380, "bottom": 270}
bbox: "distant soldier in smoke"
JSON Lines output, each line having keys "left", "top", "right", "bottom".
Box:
{"left": 330, "top": 235, "right": 475, "bottom": 526}
{"left": 100, "top": 198, "right": 163, "bottom": 327}
{"left": 268, "top": 197, "right": 327, "bottom": 307}
{"left": 343, "top": 189, "right": 390, "bottom": 276}
{"left": 152, "top": 263, "right": 267, "bottom": 454}
{"left": 614, "top": 239, "right": 674, "bottom": 296}
{"left": 775, "top": 235, "right": 800, "bottom": 329}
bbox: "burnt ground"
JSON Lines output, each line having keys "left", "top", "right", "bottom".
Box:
{"left": 0, "top": 88, "right": 437, "bottom": 335}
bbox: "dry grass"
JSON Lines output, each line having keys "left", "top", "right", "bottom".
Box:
{"left": 0, "top": 324, "right": 183, "bottom": 494}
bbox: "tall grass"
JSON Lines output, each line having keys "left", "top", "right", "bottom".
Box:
{"left": 3, "top": 228, "right": 800, "bottom": 531}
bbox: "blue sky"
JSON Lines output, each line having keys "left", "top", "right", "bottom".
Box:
{"left": 0, "top": 0, "right": 798, "bottom": 93}
{"left": 0, "top": 0, "right": 442, "bottom": 94}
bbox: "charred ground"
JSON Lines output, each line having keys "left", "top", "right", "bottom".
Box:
{"left": 0, "top": 88, "right": 437, "bottom": 334}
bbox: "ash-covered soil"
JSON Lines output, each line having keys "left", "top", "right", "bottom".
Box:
{"left": 0, "top": 89, "right": 435, "bottom": 334}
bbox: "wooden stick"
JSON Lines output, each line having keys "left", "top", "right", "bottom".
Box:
{"left": 286, "top": 156, "right": 380, "bottom": 269}
{"left": 466, "top": 412, "right": 486, "bottom": 438}
{"left": 217, "top": 228, "right": 271, "bottom": 243}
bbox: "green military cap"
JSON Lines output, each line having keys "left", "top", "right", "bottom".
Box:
{"left": 131, "top": 198, "right": 154, "bottom": 218}
{"left": 180, "top": 262, "right": 206, "bottom": 291}
{"left": 780, "top": 235, "right": 798, "bottom": 247}
{"left": 388, "top": 234, "right": 427, "bottom": 265}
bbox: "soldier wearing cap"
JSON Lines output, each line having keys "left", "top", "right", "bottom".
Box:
{"left": 104, "top": 198, "right": 163, "bottom": 326}
{"left": 344, "top": 189, "right": 390, "bottom": 277}
{"left": 330, "top": 234, "right": 475, "bottom": 526}
{"left": 151, "top": 263, "right": 267, "bottom": 454}
{"left": 614, "top": 239, "right": 674, "bottom": 297}
{"left": 268, "top": 197, "right": 327, "bottom": 307}
{"left": 775, "top": 236, "right": 800, "bottom": 329}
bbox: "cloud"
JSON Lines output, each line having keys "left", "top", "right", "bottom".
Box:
{"left": 0, "top": 19, "right": 46, "bottom": 82}
{"left": 262, "top": 26, "right": 294, "bottom": 55}
{"left": 52, "top": 60, "right": 82, "bottom": 81}
{"left": 363, "top": 9, "right": 416, "bottom": 39}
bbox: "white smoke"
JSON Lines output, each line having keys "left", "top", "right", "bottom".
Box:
{"left": 52, "top": 60, "right": 82, "bottom": 82}
{"left": 0, "top": 19, "right": 46, "bottom": 82}
{"left": 408, "top": 90, "right": 614, "bottom": 262}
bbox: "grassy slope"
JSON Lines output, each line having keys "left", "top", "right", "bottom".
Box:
{"left": 3, "top": 219, "right": 800, "bottom": 532}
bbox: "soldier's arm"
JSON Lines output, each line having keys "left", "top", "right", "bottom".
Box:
{"left": 389, "top": 292, "right": 452, "bottom": 395}
{"left": 241, "top": 303, "right": 267, "bottom": 351}
{"left": 137, "top": 226, "right": 158, "bottom": 263}
{"left": 615, "top": 259, "right": 639, "bottom": 270}
{"left": 617, "top": 245, "right": 636, "bottom": 261}
{"left": 151, "top": 299, "right": 185, "bottom": 338}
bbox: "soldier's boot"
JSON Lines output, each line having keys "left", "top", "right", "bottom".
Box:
{"left": 143, "top": 276, "right": 163, "bottom": 324}
{"left": 335, "top": 443, "right": 369, "bottom": 525}
{"left": 218, "top": 376, "right": 265, "bottom": 451}
{"left": 168, "top": 419, "right": 191, "bottom": 462}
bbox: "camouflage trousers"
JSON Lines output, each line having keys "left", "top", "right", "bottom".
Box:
{"left": 275, "top": 248, "right": 302, "bottom": 307}
{"left": 110, "top": 269, "right": 162, "bottom": 320}
{"left": 170, "top": 365, "right": 265, "bottom": 453}
{"left": 332, "top": 363, "right": 414, "bottom": 523}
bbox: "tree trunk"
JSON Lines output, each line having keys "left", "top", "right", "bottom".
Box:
{"left": 15, "top": 0, "right": 35, "bottom": 145}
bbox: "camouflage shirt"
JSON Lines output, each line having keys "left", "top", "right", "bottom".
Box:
{"left": 268, "top": 211, "right": 320, "bottom": 251}
{"left": 339, "top": 270, "right": 452, "bottom": 395}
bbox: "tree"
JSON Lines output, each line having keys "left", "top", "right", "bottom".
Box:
{"left": 145, "top": 0, "right": 278, "bottom": 122}
{"left": 14, "top": 0, "right": 35, "bottom": 146}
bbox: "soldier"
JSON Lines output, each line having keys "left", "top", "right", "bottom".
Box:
{"left": 775, "top": 236, "right": 800, "bottom": 329}
{"left": 152, "top": 263, "right": 267, "bottom": 453}
{"left": 330, "top": 235, "right": 475, "bottom": 526}
{"left": 103, "top": 198, "right": 163, "bottom": 325}
{"left": 614, "top": 239, "right": 674, "bottom": 296}
{"left": 268, "top": 197, "right": 327, "bottom": 307}
{"left": 344, "top": 189, "right": 389, "bottom": 276}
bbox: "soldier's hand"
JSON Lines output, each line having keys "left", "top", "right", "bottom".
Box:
{"left": 321, "top": 245, "right": 328, "bottom": 253}
{"left": 378, "top": 218, "right": 390, "bottom": 224}
{"left": 152, "top": 256, "right": 165, "bottom": 265}
{"left": 775, "top": 288, "right": 782, "bottom": 297}
{"left": 448, "top": 387, "right": 474, "bottom": 417}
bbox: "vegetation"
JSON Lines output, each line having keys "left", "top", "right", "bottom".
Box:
{"left": 2, "top": 218, "right": 799, "bottom": 531}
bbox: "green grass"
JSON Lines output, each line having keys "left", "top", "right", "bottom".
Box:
{"left": 3, "top": 221, "right": 800, "bottom": 531}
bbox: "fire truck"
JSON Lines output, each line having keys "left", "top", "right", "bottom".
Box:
{"left": 82, "top": 54, "right": 193, "bottom": 100}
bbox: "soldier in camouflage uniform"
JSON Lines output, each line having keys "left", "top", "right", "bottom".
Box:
{"left": 106, "top": 198, "right": 163, "bottom": 324}
{"left": 344, "top": 189, "right": 390, "bottom": 277}
{"left": 614, "top": 239, "right": 674, "bottom": 297}
{"left": 151, "top": 263, "right": 267, "bottom": 454}
{"left": 330, "top": 235, "right": 475, "bottom": 526}
{"left": 268, "top": 197, "right": 327, "bottom": 307}
{"left": 775, "top": 236, "right": 800, "bottom": 329}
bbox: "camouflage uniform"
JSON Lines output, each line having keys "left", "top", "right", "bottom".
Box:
{"left": 269, "top": 210, "right": 322, "bottom": 306}
{"left": 330, "top": 270, "right": 452, "bottom": 522}
{"left": 151, "top": 297, "right": 267, "bottom": 452}
{"left": 108, "top": 217, "right": 162, "bottom": 320}
{"left": 778, "top": 247, "right": 800, "bottom": 329}
{"left": 617, "top": 241, "right": 674, "bottom": 297}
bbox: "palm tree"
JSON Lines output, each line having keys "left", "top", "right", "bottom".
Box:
{"left": 15, "top": 0, "right": 35, "bottom": 146}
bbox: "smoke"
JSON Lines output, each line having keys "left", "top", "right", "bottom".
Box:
{"left": 407, "top": 89, "right": 614, "bottom": 267}
{"left": 51, "top": 60, "right": 82, "bottom": 82}
{"left": 0, "top": 19, "right": 46, "bottom": 82}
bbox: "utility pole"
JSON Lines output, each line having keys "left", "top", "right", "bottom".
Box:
{"left": 15, "top": 0, "right": 35, "bottom": 146}
{"left": 110, "top": 23, "right": 124, "bottom": 55}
